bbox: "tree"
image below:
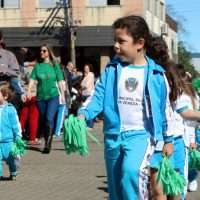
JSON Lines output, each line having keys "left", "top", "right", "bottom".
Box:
{"left": 178, "top": 41, "right": 199, "bottom": 78}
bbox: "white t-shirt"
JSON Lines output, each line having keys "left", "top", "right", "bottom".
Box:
{"left": 0, "top": 105, "right": 3, "bottom": 119}
{"left": 118, "top": 65, "right": 146, "bottom": 131}
{"left": 173, "top": 93, "right": 197, "bottom": 146}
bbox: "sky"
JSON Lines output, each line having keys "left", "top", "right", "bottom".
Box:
{"left": 166, "top": 0, "right": 200, "bottom": 53}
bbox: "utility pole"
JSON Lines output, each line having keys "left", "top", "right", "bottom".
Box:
{"left": 63, "top": 0, "right": 76, "bottom": 66}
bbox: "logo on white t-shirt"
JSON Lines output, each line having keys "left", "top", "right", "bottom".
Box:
{"left": 125, "top": 77, "right": 138, "bottom": 92}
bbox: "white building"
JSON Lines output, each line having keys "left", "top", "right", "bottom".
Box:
{"left": 191, "top": 53, "right": 200, "bottom": 72}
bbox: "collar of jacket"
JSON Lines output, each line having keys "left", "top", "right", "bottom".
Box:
{"left": 109, "top": 55, "right": 165, "bottom": 73}
{"left": 108, "top": 55, "right": 165, "bottom": 86}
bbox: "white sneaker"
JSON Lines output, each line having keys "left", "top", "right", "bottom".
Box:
{"left": 188, "top": 180, "right": 198, "bottom": 192}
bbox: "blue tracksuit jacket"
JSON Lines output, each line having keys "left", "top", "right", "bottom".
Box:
{"left": 0, "top": 103, "right": 22, "bottom": 143}
{"left": 79, "top": 56, "right": 173, "bottom": 143}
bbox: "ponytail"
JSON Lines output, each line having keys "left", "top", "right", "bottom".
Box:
{"left": 146, "top": 36, "right": 170, "bottom": 69}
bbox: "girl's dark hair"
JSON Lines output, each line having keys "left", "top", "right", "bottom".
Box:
{"left": 145, "top": 36, "right": 196, "bottom": 107}
{"left": 175, "top": 64, "right": 196, "bottom": 109}
{"left": 146, "top": 36, "right": 170, "bottom": 69}
{"left": 165, "top": 64, "right": 196, "bottom": 108}
{"left": 84, "top": 63, "right": 93, "bottom": 72}
{"left": 112, "top": 15, "right": 151, "bottom": 49}
{"left": 165, "top": 64, "right": 183, "bottom": 102}
{"left": 38, "top": 43, "right": 56, "bottom": 65}
{"left": 145, "top": 36, "right": 175, "bottom": 100}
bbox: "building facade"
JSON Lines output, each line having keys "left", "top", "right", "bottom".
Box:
{"left": 191, "top": 53, "right": 200, "bottom": 72}
{"left": 0, "top": 0, "right": 178, "bottom": 74}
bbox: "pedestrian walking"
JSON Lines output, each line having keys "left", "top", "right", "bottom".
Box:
{"left": 0, "top": 82, "right": 22, "bottom": 180}
{"left": 78, "top": 15, "right": 174, "bottom": 200}
{"left": 27, "top": 44, "right": 64, "bottom": 154}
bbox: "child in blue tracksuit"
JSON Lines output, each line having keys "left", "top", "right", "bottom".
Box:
{"left": 146, "top": 37, "right": 200, "bottom": 199}
{"left": 0, "top": 82, "right": 22, "bottom": 180}
{"left": 78, "top": 15, "right": 173, "bottom": 200}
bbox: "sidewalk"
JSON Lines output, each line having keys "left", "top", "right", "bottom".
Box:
{"left": 0, "top": 122, "right": 107, "bottom": 200}
{"left": 0, "top": 121, "right": 199, "bottom": 200}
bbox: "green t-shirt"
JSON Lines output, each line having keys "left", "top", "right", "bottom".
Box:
{"left": 31, "top": 62, "right": 64, "bottom": 100}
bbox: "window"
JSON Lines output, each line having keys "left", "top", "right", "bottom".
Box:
{"left": 146, "top": 0, "right": 151, "bottom": 11}
{"left": 88, "top": 0, "right": 107, "bottom": 7}
{"left": 0, "top": 0, "right": 19, "bottom": 8}
{"left": 107, "top": 0, "right": 120, "bottom": 5}
{"left": 154, "top": 0, "right": 158, "bottom": 17}
{"left": 39, "top": 0, "right": 57, "bottom": 8}
{"left": 160, "top": 2, "right": 164, "bottom": 20}
{"left": 171, "top": 39, "right": 176, "bottom": 53}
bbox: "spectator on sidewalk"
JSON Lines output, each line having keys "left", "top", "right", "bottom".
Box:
{"left": 0, "top": 31, "right": 26, "bottom": 110}
{"left": 19, "top": 63, "right": 40, "bottom": 145}
{"left": 80, "top": 63, "right": 95, "bottom": 129}
{"left": 27, "top": 44, "right": 64, "bottom": 154}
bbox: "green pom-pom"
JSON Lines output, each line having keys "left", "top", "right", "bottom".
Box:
{"left": 157, "top": 157, "right": 185, "bottom": 196}
{"left": 189, "top": 149, "right": 200, "bottom": 170}
{"left": 11, "top": 138, "right": 27, "bottom": 157}
{"left": 62, "top": 114, "right": 100, "bottom": 156}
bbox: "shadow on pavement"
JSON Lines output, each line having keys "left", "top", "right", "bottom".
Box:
{"left": 0, "top": 176, "right": 12, "bottom": 181}
{"left": 96, "top": 175, "right": 108, "bottom": 193}
{"left": 52, "top": 148, "right": 65, "bottom": 151}
{"left": 97, "top": 186, "right": 108, "bottom": 193}
{"left": 27, "top": 146, "right": 42, "bottom": 152}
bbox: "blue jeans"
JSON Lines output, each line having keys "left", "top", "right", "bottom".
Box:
{"left": 37, "top": 96, "right": 59, "bottom": 130}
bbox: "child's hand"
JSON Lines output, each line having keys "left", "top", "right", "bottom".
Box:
{"left": 162, "top": 143, "right": 173, "bottom": 157}
{"left": 21, "top": 94, "right": 27, "bottom": 102}
{"left": 60, "top": 95, "right": 66, "bottom": 104}
{"left": 78, "top": 114, "right": 85, "bottom": 119}
{"left": 27, "top": 91, "right": 32, "bottom": 100}
{"left": 190, "top": 142, "right": 197, "bottom": 149}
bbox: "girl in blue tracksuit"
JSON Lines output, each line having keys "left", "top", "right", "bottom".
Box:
{"left": 173, "top": 65, "right": 200, "bottom": 200}
{"left": 79, "top": 15, "right": 173, "bottom": 200}
{"left": 147, "top": 36, "right": 200, "bottom": 200}
{"left": 0, "top": 82, "right": 22, "bottom": 180}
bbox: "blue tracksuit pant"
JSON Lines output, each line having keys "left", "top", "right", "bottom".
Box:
{"left": 188, "top": 129, "right": 200, "bottom": 184}
{"left": 55, "top": 104, "right": 68, "bottom": 136}
{"left": 0, "top": 142, "right": 17, "bottom": 177}
{"left": 104, "top": 130, "right": 153, "bottom": 200}
{"left": 173, "top": 136, "right": 188, "bottom": 200}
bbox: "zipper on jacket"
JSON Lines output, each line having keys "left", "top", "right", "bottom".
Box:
{"left": 116, "top": 63, "right": 122, "bottom": 132}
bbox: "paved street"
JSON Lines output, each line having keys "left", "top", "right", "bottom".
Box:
{"left": 0, "top": 122, "right": 107, "bottom": 200}
{"left": 0, "top": 122, "right": 199, "bottom": 200}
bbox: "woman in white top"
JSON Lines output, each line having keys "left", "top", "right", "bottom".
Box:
{"left": 80, "top": 63, "right": 95, "bottom": 129}
{"left": 81, "top": 63, "right": 95, "bottom": 99}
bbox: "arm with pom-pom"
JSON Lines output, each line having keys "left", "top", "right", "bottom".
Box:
{"left": 157, "top": 156, "right": 185, "bottom": 196}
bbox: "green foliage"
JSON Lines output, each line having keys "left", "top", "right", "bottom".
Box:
{"left": 178, "top": 41, "right": 200, "bottom": 78}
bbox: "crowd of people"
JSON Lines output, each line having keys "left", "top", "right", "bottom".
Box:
{"left": 0, "top": 31, "right": 96, "bottom": 178}
{"left": 78, "top": 15, "right": 200, "bottom": 200}
{"left": 0, "top": 14, "right": 200, "bottom": 200}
